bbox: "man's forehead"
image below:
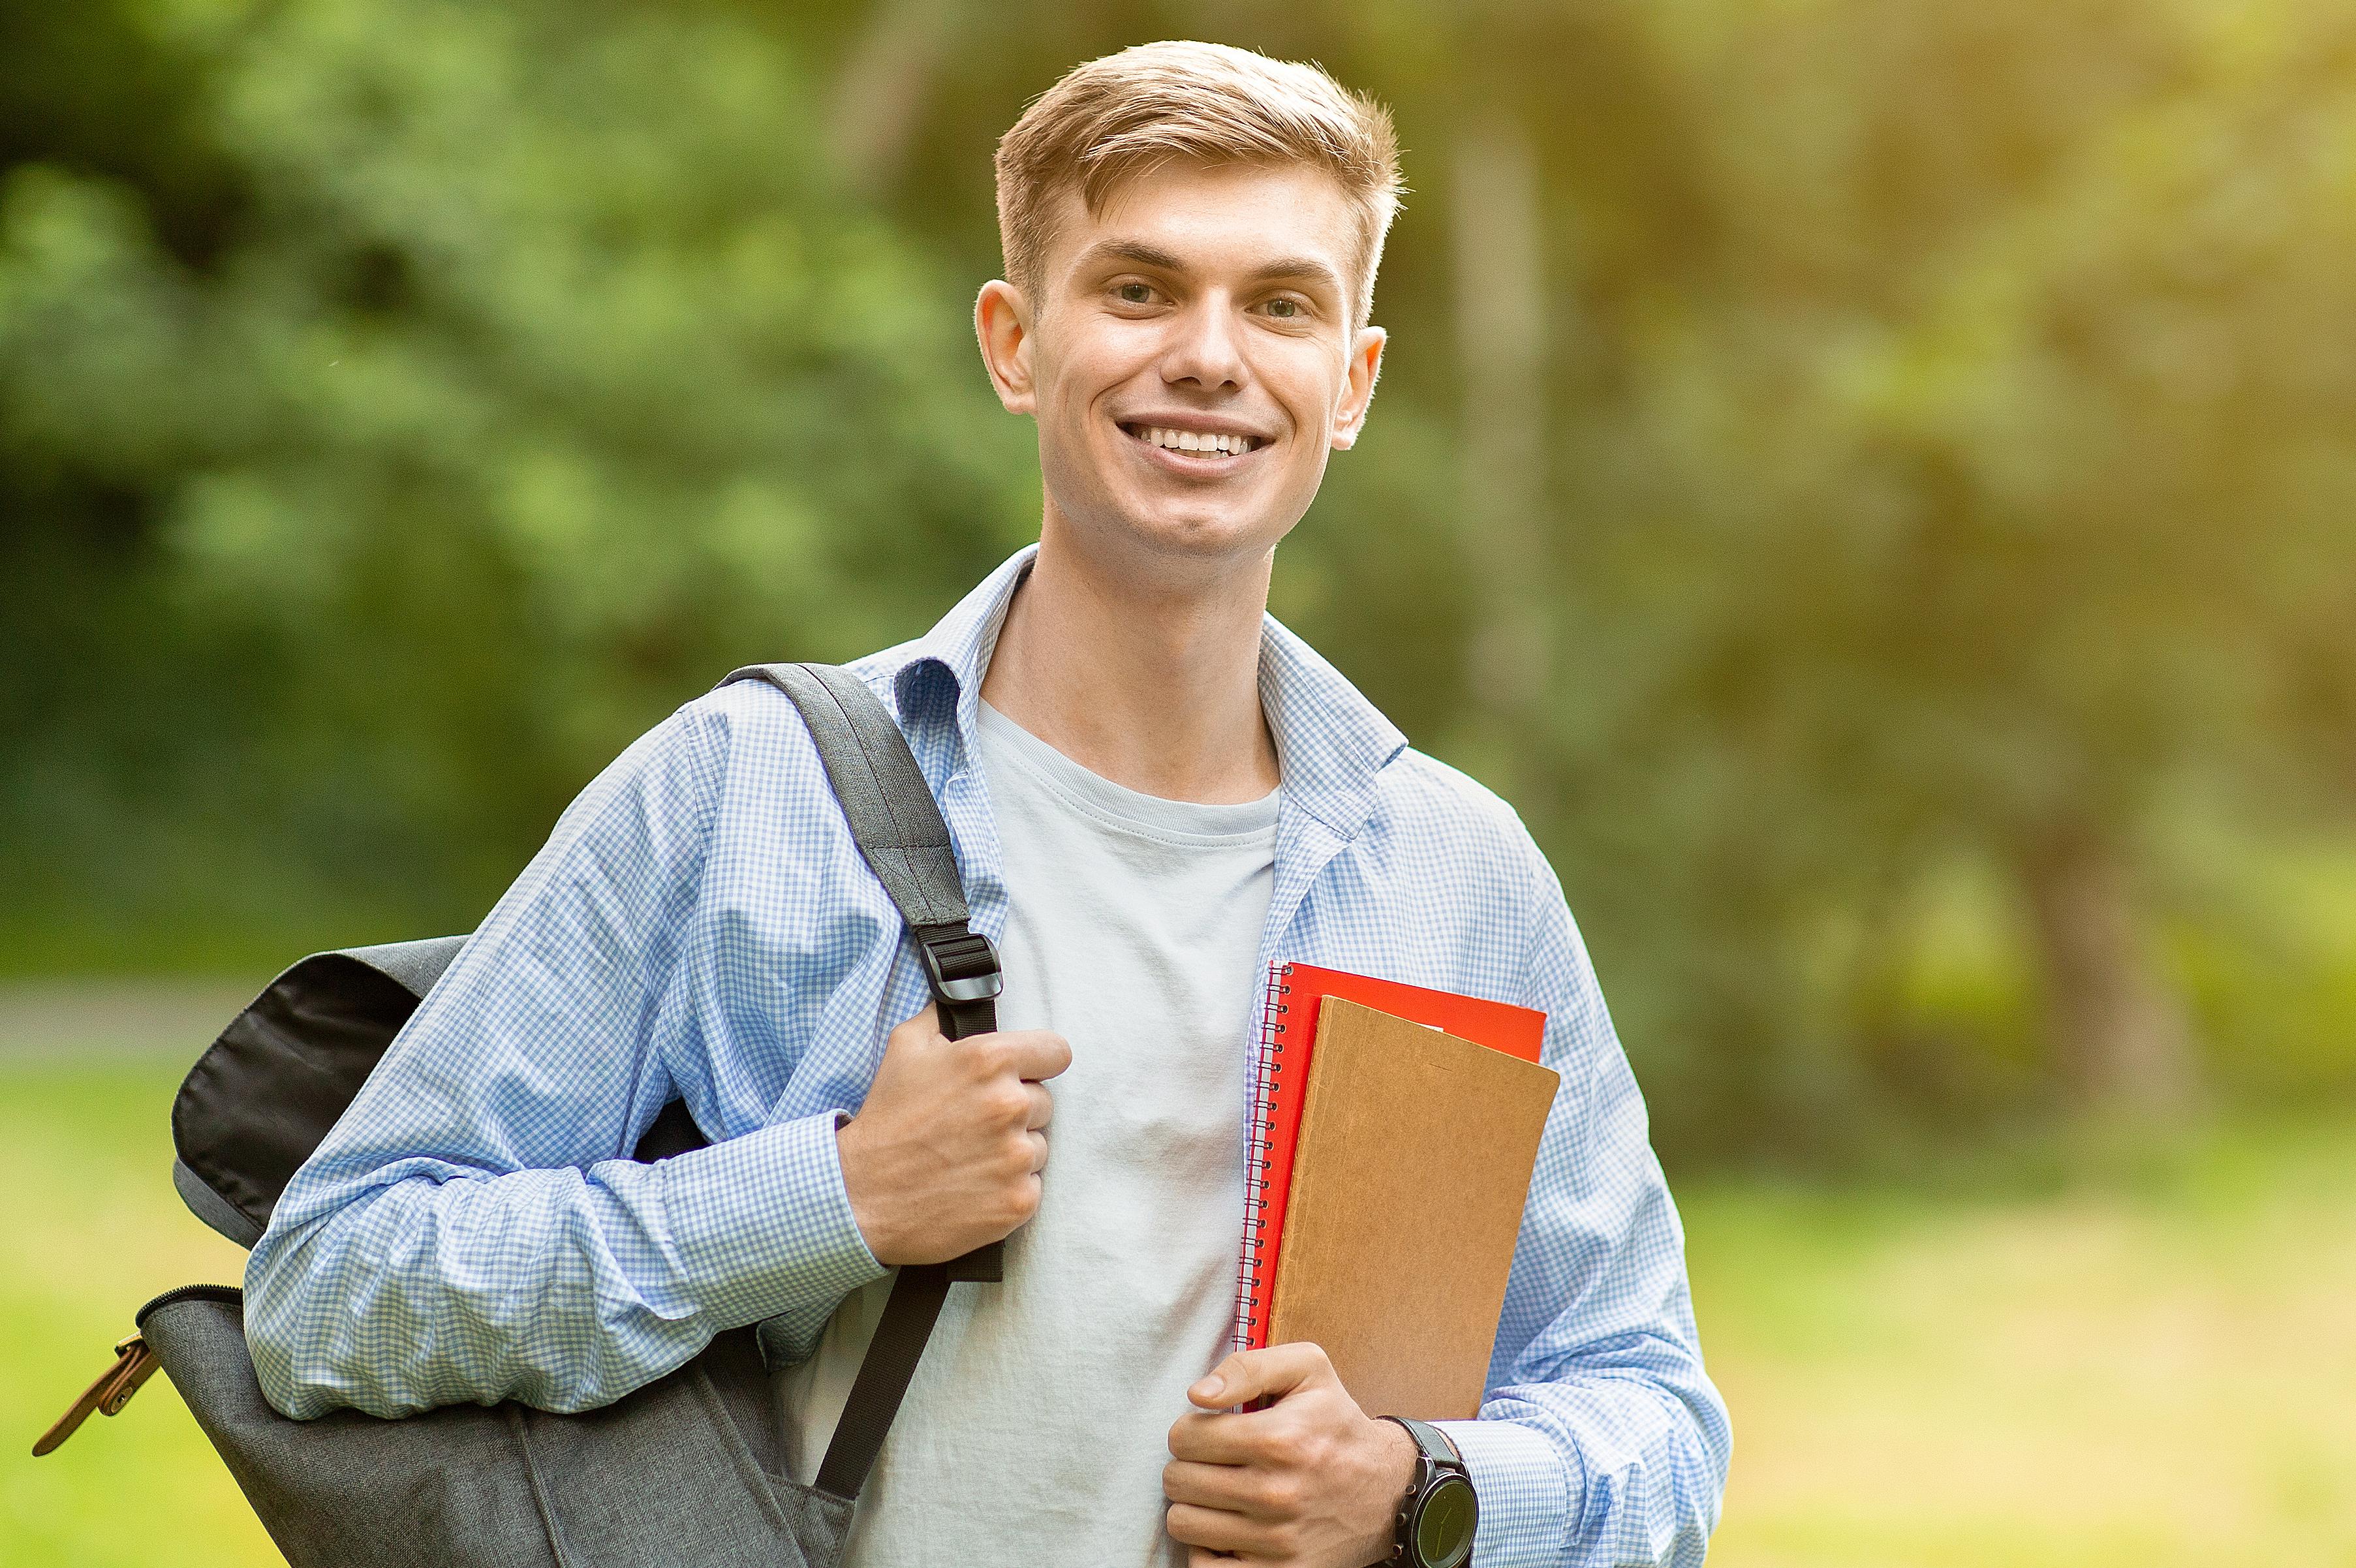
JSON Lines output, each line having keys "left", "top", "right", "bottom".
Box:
{"left": 1042, "top": 162, "right": 1357, "bottom": 286}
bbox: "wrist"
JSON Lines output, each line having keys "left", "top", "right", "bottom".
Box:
{"left": 1376, "top": 1416, "right": 1478, "bottom": 1568}
{"left": 1373, "top": 1411, "right": 1419, "bottom": 1493}
{"left": 1357, "top": 1415, "right": 1419, "bottom": 1563}
{"left": 833, "top": 1113, "right": 901, "bottom": 1265}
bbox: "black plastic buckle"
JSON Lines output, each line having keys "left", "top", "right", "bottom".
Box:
{"left": 918, "top": 929, "right": 1002, "bottom": 1006}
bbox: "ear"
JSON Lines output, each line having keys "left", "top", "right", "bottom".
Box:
{"left": 976, "top": 280, "right": 1038, "bottom": 415}
{"left": 1329, "top": 324, "right": 1387, "bottom": 451}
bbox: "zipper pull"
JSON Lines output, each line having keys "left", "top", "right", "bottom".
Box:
{"left": 32, "top": 1333, "right": 161, "bottom": 1456}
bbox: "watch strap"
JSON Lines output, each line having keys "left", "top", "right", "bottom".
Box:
{"left": 1380, "top": 1416, "right": 1476, "bottom": 1568}
{"left": 1386, "top": 1415, "right": 1465, "bottom": 1472}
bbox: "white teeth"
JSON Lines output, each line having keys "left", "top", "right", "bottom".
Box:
{"left": 1136, "top": 425, "right": 1252, "bottom": 455}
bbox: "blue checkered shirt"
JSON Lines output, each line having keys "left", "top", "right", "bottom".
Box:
{"left": 246, "top": 545, "right": 1731, "bottom": 1566}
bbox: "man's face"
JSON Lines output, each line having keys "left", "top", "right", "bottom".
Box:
{"left": 977, "top": 161, "right": 1385, "bottom": 572}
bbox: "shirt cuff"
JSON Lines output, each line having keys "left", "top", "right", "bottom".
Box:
{"left": 1436, "top": 1415, "right": 1575, "bottom": 1568}
{"left": 657, "top": 1110, "right": 886, "bottom": 1327}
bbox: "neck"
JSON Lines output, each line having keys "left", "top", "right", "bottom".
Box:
{"left": 979, "top": 519, "right": 1280, "bottom": 804}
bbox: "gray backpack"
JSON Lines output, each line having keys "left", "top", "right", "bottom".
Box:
{"left": 34, "top": 664, "right": 1008, "bottom": 1568}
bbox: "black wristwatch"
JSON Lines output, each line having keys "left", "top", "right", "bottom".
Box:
{"left": 1378, "top": 1416, "right": 1478, "bottom": 1568}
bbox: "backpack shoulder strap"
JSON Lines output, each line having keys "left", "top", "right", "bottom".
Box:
{"left": 718, "top": 662, "right": 1001, "bottom": 1040}
{"left": 719, "top": 661, "right": 1004, "bottom": 1501}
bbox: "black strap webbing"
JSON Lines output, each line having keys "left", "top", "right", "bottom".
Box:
{"left": 720, "top": 662, "right": 1004, "bottom": 1501}
{"left": 807, "top": 970, "right": 1000, "bottom": 1500}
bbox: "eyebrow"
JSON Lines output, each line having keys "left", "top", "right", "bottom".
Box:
{"left": 1079, "top": 239, "right": 1345, "bottom": 299}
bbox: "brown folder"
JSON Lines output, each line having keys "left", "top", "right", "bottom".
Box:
{"left": 1262, "top": 996, "right": 1560, "bottom": 1420}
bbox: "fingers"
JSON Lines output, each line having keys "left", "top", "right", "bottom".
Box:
{"left": 1166, "top": 1409, "right": 1259, "bottom": 1466}
{"left": 995, "top": 1028, "right": 1073, "bottom": 1082}
{"left": 853, "top": 1013, "right": 1064, "bottom": 1267}
{"left": 1161, "top": 1459, "right": 1282, "bottom": 1520}
{"left": 1164, "top": 1502, "right": 1267, "bottom": 1558}
{"left": 890, "top": 1013, "right": 1067, "bottom": 1084}
{"left": 1189, "top": 1342, "right": 1333, "bottom": 1410}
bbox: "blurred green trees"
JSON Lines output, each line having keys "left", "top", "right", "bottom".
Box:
{"left": 0, "top": 0, "right": 1031, "bottom": 937}
{"left": 3, "top": 0, "right": 2351, "bottom": 1162}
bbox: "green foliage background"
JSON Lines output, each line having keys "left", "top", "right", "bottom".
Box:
{"left": 5, "top": 0, "right": 2353, "bottom": 1167}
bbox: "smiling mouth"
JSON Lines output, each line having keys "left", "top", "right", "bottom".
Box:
{"left": 1119, "top": 422, "right": 1267, "bottom": 459}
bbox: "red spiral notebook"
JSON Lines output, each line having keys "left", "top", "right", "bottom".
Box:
{"left": 1232, "top": 962, "right": 1549, "bottom": 1353}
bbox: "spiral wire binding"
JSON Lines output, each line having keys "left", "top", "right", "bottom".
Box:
{"left": 1232, "top": 962, "right": 1292, "bottom": 1351}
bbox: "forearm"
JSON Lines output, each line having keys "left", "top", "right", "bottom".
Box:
{"left": 245, "top": 1111, "right": 884, "bottom": 1419}
{"left": 1477, "top": 841, "right": 1731, "bottom": 1564}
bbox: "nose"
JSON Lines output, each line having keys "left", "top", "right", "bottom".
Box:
{"left": 1160, "top": 294, "right": 1247, "bottom": 393}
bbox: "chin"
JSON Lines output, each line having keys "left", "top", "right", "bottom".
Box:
{"left": 1108, "top": 504, "right": 1290, "bottom": 564}
{"left": 1109, "top": 477, "right": 1309, "bottom": 562}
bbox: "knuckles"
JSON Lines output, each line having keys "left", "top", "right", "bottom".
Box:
{"left": 1254, "top": 1406, "right": 1344, "bottom": 1475}
{"left": 1000, "top": 1178, "right": 1042, "bottom": 1226}
{"left": 960, "top": 1035, "right": 1012, "bottom": 1079}
{"left": 886, "top": 1007, "right": 944, "bottom": 1051}
{"left": 980, "top": 1080, "right": 1031, "bottom": 1126}
{"left": 1257, "top": 1473, "right": 1306, "bottom": 1516}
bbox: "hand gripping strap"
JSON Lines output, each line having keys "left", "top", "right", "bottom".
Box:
{"left": 719, "top": 662, "right": 1002, "bottom": 1499}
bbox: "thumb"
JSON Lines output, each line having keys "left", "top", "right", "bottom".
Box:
{"left": 1188, "top": 1343, "right": 1331, "bottom": 1409}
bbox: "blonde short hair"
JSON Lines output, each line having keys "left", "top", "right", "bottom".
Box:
{"left": 994, "top": 42, "right": 1404, "bottom": 330}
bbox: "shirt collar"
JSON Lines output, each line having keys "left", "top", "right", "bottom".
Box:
{"left": 869, "top": 543, "right": 1409, "bottom": 841}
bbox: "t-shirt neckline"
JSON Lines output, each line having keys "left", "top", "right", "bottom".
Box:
{"left": 976, "top": 699, "right": 1280, "bottom": 845}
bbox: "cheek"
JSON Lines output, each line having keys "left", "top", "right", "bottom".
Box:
{"left": 1053, "top": 317, "right": 1159, "bottom": 392}
{"left": 1273, "top": 369, "right": 1346, "bottom": 459}
{"left": 1264, "top": 341, "right": 1348, "bottom": 433}
{"left": 1029, "top": 362, "right": 1102, "bottom": 457}
{"left": 1041, "top": 352, "right": 1137, "bottom": 445}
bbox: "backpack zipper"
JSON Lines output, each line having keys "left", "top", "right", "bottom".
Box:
{"left": 133, "top": 1281, "right": 243, "bottom": 1325}
{"left": 31, "top": 1284, "right": 242, "bottom": 1456}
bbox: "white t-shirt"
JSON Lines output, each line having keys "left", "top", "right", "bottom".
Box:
{"left": 779, "top": 698, "right": 1279, "bottom": 1567}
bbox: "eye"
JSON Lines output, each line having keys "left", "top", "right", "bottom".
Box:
{"left": 1115, "top": 281, "right": 1156, "bottom": 305}
{"left": 1263, "top": 297, "right": 1305, "bottom": 320}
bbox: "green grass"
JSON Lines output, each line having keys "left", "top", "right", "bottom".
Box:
{"left": 3, "top": 1049, "right": 2352, "bottom": 1565}
{"left": 1, "top": 1058, "right": 276, "bottom": 1568}
{"left": 1685, "top": 1122, "right": 2356, "bottom": 1566}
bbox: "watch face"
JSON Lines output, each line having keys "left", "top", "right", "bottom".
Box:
{"left": 1414, "top": 1473, "right": 1478, "bottom": 1568}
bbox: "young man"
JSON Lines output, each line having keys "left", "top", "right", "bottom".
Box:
{"left": 245, "top": 41, "right": 1729, "bottom": 1568}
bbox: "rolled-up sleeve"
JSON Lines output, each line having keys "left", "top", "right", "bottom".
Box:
{"left": 1435, "top": 837, "right": 1732, "bottom": 1567}
{"left": 244, "top": 705, "right": 886, "bottom": 1420}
